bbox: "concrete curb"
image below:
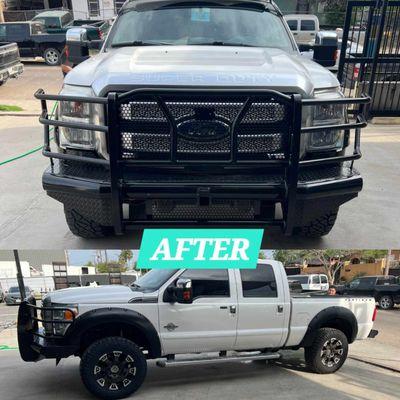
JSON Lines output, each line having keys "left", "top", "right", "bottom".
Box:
{"left": 0, "top": 112, "right": 39, "bottom": 117}
{"left": 349, "top": 356, "right": 400, "bottom": 374}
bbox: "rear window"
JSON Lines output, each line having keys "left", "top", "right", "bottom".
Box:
{"left": 288, "top": 276, "right": 308, "bottom": 284}
{"left": 321, "top": 275, "right": 328, "bottom": 284}
{"left": 301, "top": 20, "right": 316, "bottom": 31}
{"left": 9, "top": 287, "right": 19, "bottom": 292}
{"left": 311, "top": 275, "right": 320, "bottom": 284}
{"left": 240, "top": 264, "right": 277, "bottom": 297}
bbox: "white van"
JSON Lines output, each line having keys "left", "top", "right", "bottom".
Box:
{"left": 284, "top": 14, "right": 320, "bottom": 46}
{"left": 287, "top": 274, "right": 329, "bottom": 291}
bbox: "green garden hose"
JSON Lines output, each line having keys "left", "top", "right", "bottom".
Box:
{"left": 0, "top": 101, "right": 58, "bottom": 166}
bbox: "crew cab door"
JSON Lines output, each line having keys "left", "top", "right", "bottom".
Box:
{"left": 233, "top": 263, "right": 290, "bottom": 350}
{"left": 158, "top": 269, "right": 238, "bottom": 355}
{"left": 6, "top": 24, "right": 32, "bottom": 57}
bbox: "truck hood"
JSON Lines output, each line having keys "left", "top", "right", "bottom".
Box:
{"left": 45, "top": 285, "right": 145, "bottom": 304}
{"left": 65, "top": 46, "right": 339, "bottom": 96}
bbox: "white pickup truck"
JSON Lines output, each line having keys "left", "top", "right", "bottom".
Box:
{"left": 18, "top": 261, "right": 378, "bottom": 399}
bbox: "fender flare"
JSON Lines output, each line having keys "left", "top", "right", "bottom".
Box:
{"left": 299, "top": 306, "right": 358, "bottom": 347}
{"left": 64, "top": 307, "right": 161, "bottom": 358}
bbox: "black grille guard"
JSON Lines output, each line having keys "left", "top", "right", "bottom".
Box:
{"left": 35, "top": 87, "right": 370, "bottom": 234}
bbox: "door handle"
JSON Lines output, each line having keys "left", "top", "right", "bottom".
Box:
{"left": 277, "top": 305, "right": 284, "bottom": 313}
{"left": 219, "top": 306, "right": 228, "bottom": 310}
{"left": 229, "top": 305, "right": 237, "bottom": 314}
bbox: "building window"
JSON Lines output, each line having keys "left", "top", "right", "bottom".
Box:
{"left": 114, "top": 0, "right": 125, "bottom": 14}
{"left": 88, "top": 0, "right": 100, "bottom": 17}
{"left": 82, "top": 267, "right": 89, "bottom": 275}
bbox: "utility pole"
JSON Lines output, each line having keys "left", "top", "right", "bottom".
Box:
{"left": 0, "top": 0, "right": 5, "bottom": 23}
{"left": 14, "top": 249, "right": 26, "bottom": 300}
{"left": 384, "top": 249, "right": 392, "bottom": 276}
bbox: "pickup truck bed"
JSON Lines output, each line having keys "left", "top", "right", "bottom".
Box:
{"left": 0, "top": 42, "right": 23, "bottom": 85}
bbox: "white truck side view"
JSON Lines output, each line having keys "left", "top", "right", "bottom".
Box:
{"left": 17, "top": 261, "right": 378, "bottom": 400}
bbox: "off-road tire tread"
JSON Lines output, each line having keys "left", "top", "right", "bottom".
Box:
{"left": 304, "top": 328, "right": 348, "bottom": 374}
{"left": 300, "top": 210, "right": 339, "bottom": 237}
{"left": 80, "top": 337, "right": 147, "bottom": 400}
{"left": 64, "top": 207, "right": 113, "bottom": 238}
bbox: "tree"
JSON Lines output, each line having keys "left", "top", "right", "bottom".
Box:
{"left": 118, "top": 250, "right": 134, "bottom": 269}
{"left": 318, "top": 0, "right": 347, "bottom": 27}
{"left": 273, "top": 249, "right": 389, "bottom": 284}
{"left": 96, "top": 262, "right": 127, "bottom": 273}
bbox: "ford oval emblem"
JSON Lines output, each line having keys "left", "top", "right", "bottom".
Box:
{"left": 177, "top": 119, "right": 230, "bottom": 141}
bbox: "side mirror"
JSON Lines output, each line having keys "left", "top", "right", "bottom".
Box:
{"left": 66, "top": 27, "right": 87, "bottom": 43}
{"left": 165, "top": 278, "right": 193, "bottom": 304}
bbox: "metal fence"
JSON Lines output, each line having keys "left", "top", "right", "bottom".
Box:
{"left": 338, "top": 0, "right": 400, "bottom": 117}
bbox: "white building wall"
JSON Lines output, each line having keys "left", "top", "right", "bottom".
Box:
{"left": 41, "top": 264, "right": 96, "bottom": 276}
{"left": 71, "top": 0, "right": 116, "bottom": 20}
{"left": 0, "top": 261, "right": 31, "bottom": 279}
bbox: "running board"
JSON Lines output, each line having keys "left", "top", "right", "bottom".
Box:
{"left": 156, "top": 352, "right": 281, "bottom": 368}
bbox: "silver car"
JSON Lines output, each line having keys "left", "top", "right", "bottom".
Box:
{"left": 4, "top": 286, "right": 33, "bottom": 305}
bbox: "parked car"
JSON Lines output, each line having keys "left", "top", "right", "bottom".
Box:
{"left": 5, "top": 286, "right": 34, "bottom": 305}
{"left": 18, "top": 260, "right": 378, "bottom": 399}
{"left": 0, "top": 41, "right": 24, "bottom": 85}
{"left": 0, "top": 21, "right": 65, "bottom": 65}
{"left": 0, "top": 285, "right": 4, "bottom": 302}
{"left": 32, "top": 10, "right": 111, "bottom": 40}
{"left": 284, "top": 14, "right": 320, "bottom": 47}
{"left": 336, "top": 275, "right": 400, "bottom": 309}
{"left": 287, "top": 274, "right": 329, "bottom": 291}
{"left": 35, "top": 0, "right": 369, "bottom": 238}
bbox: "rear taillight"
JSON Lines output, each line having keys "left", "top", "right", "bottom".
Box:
{"left": 353, "top": 65, "right": 360, "bottom": 79}
{"left": 98, "top": 29, "right": 103, "bottom": 40}
{"left": 372, "top": 306, "right": 377, "bottom": 322}
{"left": 65, "top": 45, "right": 69, "bottom": 59}
{"left": 334, "top": 50, "right": 339, "bottom": 61}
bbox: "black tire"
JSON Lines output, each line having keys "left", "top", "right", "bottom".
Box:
{"left": 43, "top": 48, "right": 61, "bottom": 66}
{"left": 304, "top": 328, "right": 348, "bottom": 374}
{"left": 80, "top": 337, "right": 147, "bottom": 400}
{"left": 378, "top": 295, "right": 394, "bottom": 310}
{"left": 64, "top": 207, "right": 114, "bottom": 239}
{"left": 297, "top": 209, "right": 339, "bottom": 237}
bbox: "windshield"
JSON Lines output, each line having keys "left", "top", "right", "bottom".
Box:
{"left": 131, "top": 269, "right": 178, "bottom": 292}
{"left": 9, "top": 287, "right": 19, "bottom": 293}
{"left": 107, "top": 6, "right": 294, "bottom": 51}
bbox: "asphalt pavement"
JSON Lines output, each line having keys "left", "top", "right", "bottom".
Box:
{"left": 1, "top": 65, "right": 400, "bottom": 248}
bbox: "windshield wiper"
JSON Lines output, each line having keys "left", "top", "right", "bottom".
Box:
{"left": 111, "top": 41, "right": 171, "bottom": 48}
{"left": 192, "top": 41, "right": 256, "bottom": 47}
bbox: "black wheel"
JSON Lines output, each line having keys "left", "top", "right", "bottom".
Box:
{"left": 304, "top": 328, "right": 348, "bottom": 374}
{"left": 64, "top": 207, "right": 114, "bottom": 239}
{"left": 43, "top": 48, "right": 61, "bottom": 66}
{"left": 80, "top": 337, "right": 147, "bottom": 400}
{"left": 297, "top": 209, "right": 339, "bottom": 237}
{"left": 378, "top": 295, "right": 394, "bottom": 310}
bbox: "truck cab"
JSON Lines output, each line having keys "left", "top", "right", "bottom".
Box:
{"left": 284, "top": 14, "right": 320, "bottom": 47}
{"left": 18, "top": 260, "right": 377, "bottom": 399}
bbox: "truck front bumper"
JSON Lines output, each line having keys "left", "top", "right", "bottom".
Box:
{"left": 17, "top": 299, "right": 78, "bottom": 362}
{"left": 43, "top": 160, "right": 362, "bottom": 233}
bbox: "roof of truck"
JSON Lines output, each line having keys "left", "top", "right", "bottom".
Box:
{"left": 32, "top": 10, "right": 71, "bottom": 18}
{"left": 122, "top": 0, "right": 278, "bottom": 12}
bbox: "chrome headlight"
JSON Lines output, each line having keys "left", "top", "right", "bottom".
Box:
{"left": 302, "top": 89, "right": 346, "bottom": 156}
{"left": 57, "top": 85, "right": 108, "bottom": 159}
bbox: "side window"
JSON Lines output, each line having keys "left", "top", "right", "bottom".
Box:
{"left": 179, "top": 269, "right": 230, "bottom": 298}
{"left": 321, "top": 275, "right": 328, "bottom": 284}
{"left": 6, "top": 24, "right": 26, "bottom": 41}
{"left": 349, "top": 279, "right": 360, "bottom": 289}
{"left": 0, "top": 25, "right": 6, "bottom": 40}
{"left": 312, "top": 275, "right": 320, "bottom": 284}
{"left": 301, "top": 20, "right": 316, "bottom": 31}
{"left": 359, "top": 277, "right": 375, "bottom": 289}
{"left": 240, "top": 264, "right": 277, "bottom": 298}
{"left": 287, "top": 20, "right": 298, "bottom": 31}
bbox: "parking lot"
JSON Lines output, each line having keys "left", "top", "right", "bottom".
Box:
{"left": 1, "top": 65, "right": 400, "bottom": 249}
{"left": 0, "top": 302, "right": 399, "bottom": 399}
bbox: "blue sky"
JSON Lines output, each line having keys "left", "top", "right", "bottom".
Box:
{"left": 67, "top": 249, "right": 274, "bottom": 266}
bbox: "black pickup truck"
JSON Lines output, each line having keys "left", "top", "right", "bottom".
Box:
{"left": 0, "top": 21, "right": 65, "bottom": 65}
{"left": 336, "top": 275, "right": 400, "bottom": 309}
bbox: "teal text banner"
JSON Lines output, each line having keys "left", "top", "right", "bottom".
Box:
{"left": 137, "top": 229, "right": 263, "bottom": 269}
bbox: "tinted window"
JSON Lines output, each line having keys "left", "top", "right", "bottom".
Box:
{"left": 240, "top": 264, "right": 277, "bottom": 297}
{"left": 9, "top": 287, "right": 19, "bottom": 292}
{"left": 0, "top": 25, "right": 6, "bottom": 40}
{"left": 288, "top": 276, "right": 308, "bottom": 284}
{"left": 349, "top": 279, "right": 360, "bottom": 288}
{"left": 312, "top": 275, "right": 320, "bottom": 284}
{"left": 31, "top": 23, "right": 45, "bottom": 35}
{"left": 180, "top": 269, "right": 230, "bottom": 298}
{"left": 358, "top": 277, "right": 376, "bottom": 289}
{"left": 376, "top": 277, "right": 396, "bottom": 285}
{"left": 6, "top": 24, "right": 26, "bottom": 40}
{"left": 287, "top": 19, "right": 298, "bottom": 31}
{"left": 301, "top": 20, "right": 316, "bottom": 31}
{"left": 321, "top": 275, "right": 328, "bottom": 284}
